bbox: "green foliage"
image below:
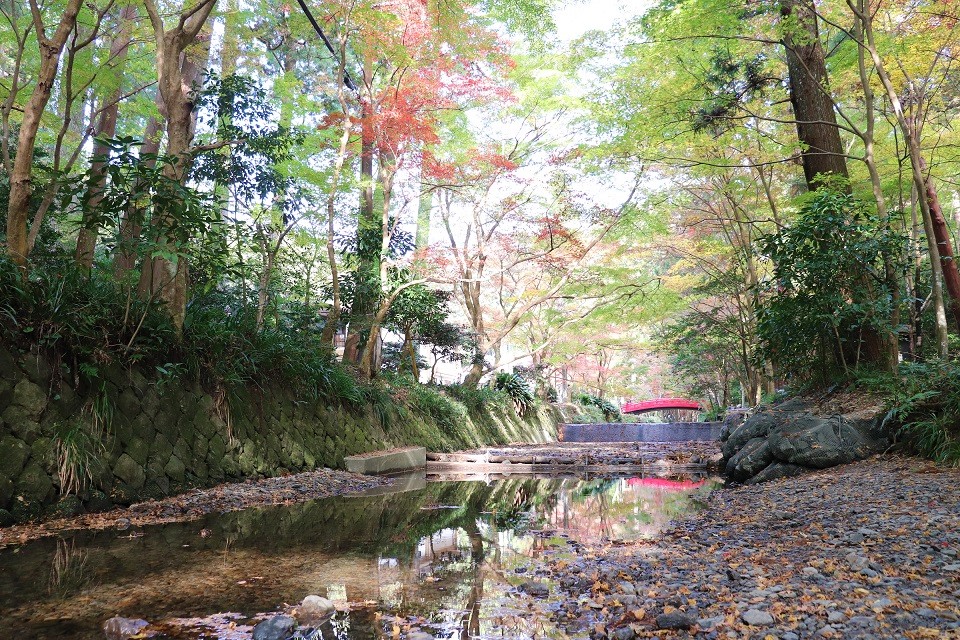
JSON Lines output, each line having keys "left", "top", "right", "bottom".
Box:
{"left": 575, "top": 392, "right": 621, "bottom": 421}
{"left": 446, "top": 383, "right": 511, "bottom": 414}
{"left": 756, "top": 189, "right": 908, "bottom": 380}
{"left": 857, "top": 361, "right": 960, "bottom": 466}
{"left": 0, "top": 256, "right": 360, "bottom": 404}
{"left": 493, "top": 372, "right": 536, "bottom": 416}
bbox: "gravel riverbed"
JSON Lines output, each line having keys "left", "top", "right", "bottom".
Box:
{"left": 516, "top": 455, "right": 960, "bottom": 639}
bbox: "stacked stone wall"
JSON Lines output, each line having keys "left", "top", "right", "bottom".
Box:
{"left": 0, "top": 344, "right": 559, "bottom": 523}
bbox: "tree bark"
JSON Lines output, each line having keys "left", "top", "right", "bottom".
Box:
{"left": 138, "top": 0, "right": 217, "bottom": 329}
{"left": 919, "top": 158, "right": 960, "bottom": 329}
{"left": 5, "top": 0, "right": 85, "bottom": 268}
{"left": 76, "top": 3, "right": 137, "bottom": 270}
{"left": 780, "top": 0, "right": 849, "bottom": 189}
{"left": 114, "top": 117, "right": 162, "bottom": 280}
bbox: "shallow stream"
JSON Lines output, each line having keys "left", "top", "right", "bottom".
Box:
{"left": 0, "top": 471, "right": 719, "bottom": 639}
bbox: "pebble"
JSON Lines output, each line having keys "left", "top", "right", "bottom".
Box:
{"left": 741, "top": 609, "right": 774, "bottom": 626}
{"left": 655, "top": 611, "right": 696, "bottom": 630}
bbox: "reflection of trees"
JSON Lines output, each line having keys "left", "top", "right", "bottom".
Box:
{"left": 460, "top": 514, "right": 484, "bottom": 640}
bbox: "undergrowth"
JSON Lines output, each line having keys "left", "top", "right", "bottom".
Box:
{"left": 857, "top": 361, "right": 960, "bottom": 466}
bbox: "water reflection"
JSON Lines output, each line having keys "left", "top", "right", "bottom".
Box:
{"left": 0, "top": 473, "right": 718, "bottom": 639}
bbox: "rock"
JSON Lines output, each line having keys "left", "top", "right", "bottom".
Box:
{"left": 741, "top": 609, "right": 775, "bottom": 626}
{"left": 655, "top": 611, "right": 695, "bottom": 630}
{"left": 745, "top": 461, "right": 808, "bottom": 485}
{"left": 46, "top": 495, "right": 84, "bottom": 518}
{"left": 827, "top": 611, "right": 846, "bottom": 624}
{"left": 0, "top": 435, "right": 30, "bottom": 480}
{"left": 723, "top": 413, "right": 778, "bottom": 459}
{"left": 113, "top": 454, "right": 145, "bottom": 489}
{"left": 15, "top": 461, "right": 53, "bottom": 503}
{"left": 12, "top": 379, "right": 47, "bottom": 417}
{"left": 86, "top": 490, "right": 113, "bottom": 513}
{"left": 407, "top": 633, "right": 434, "bottom": 640}
{"left": 252, "top": 615, "right": 297, "bottom": 640}
{"left": 618, "top": 581, "right": 636, "bottom": 595}
{"left": 0, "top": 508, "right": 14, "bottom": 526}
{"left": 521, "top": 581, "right": 549, "bottom": 597}
{"left": 611, "top": 625, "right": 636, "bottom": 640}
{"left": 726, "top": 437, "right": 774, "bottom": 481}
{"left": 297, "top": 595, "right": 336, "bottom": 624}
{"left": 103, "top": 616, "right": 149, "bottom": 639}
{"left": 767, "top": 414, "right": 880, "bottom": 468}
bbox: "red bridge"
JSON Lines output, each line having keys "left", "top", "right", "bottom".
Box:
{"left": 621, "top": 398, "right": 702, "bottom": 415}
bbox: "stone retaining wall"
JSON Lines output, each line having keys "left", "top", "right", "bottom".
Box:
{"left": 0, "top": 344, "right": 560, "bottom": 524}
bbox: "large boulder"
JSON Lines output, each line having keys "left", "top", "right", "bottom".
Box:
{"left": 744, "top": 461, "right": 808, "bottom": 485}
{"left": 767, "top": 413, "right": 882, "bottom": 468}
{"left": 722, "top": 413, "right": 778, "bottom": 460}
{"left": 726, "top": 437, "right": 775, "bottom": 481}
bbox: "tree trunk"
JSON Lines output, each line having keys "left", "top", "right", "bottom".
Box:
{"left": 138, "top": 0, "right": 216, "bottom": 329}
{"left": 780, "top": 0, "right": 849, "bottom": 189}
{"left": 344, "top": 55, "right": 377, "bottom": 364}
{"left": 919, "top": 159, "right": 960, "bottom": 329}
{"left": 76, "top": 3, "right": 137, "bottom": 270}
{"left": 5, "top": 0, "right": 84, "bottom": 268}
{"left": 114, "top": 117, "right": 162, "bottom": 280}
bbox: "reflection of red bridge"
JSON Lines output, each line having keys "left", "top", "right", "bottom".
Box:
{"left": 621, "top": 398, "right": 702, "bottom": 414}
{"left": 627, "top": 477, "right": 707, "bottom": 491}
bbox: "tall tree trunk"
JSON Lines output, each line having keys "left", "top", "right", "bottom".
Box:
{"left": 5, "top": 0, "right": 84, "bottom": 268}
{"left": 919, "top": 158, "right": 960, "bottom": 329}
{"left": 114, "top": 117, "right": 162, "bottom": 280}
{"left": 76, "top": 3, "right": 137, "bottom": 270}
{"left": 344, "top": 56, "right": 378, "bottom": 364}
{"left": 138, "top": 0, "right": 217, "bottom": 329}
{"left": 780, "top": 0, "right": 849, "bottom": 189}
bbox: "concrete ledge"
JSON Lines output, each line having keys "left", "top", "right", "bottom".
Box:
{"left": 344, "top": 446, "right": 427, "bottom": 475}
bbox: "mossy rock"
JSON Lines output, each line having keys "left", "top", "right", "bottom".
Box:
{"left": 15, "top": 461, "right": 54, "bottom": 503}
{"left": 131, "top": 413, "right": 156, "bottom": 445}
{"left": 30, "top": 436, "right": 56, "bottom": 475}
{"left": 164, "top": 455, "right": 186, "bottom": 483}
{"left": 0, "top": 347, "right": 18, "bottom": 381}
{"left": 194, "top": 436, "right": 209, "bottom": 460}
{"left": 140, "top": 390, "right": 161, "bottom": 418}
{"left": 2, "top": 406, "right": 41, "bottom": 444}
{"left": 150, "top": 433, "right": 174, "bottom": 460}
{"left": 126, "top": 437, "right": 150, "bottom": 466}
{"left": 86, "top": 490, "right": 113, "bottom": 513}
{"left": 0, "top": 379, "right": 14, "bottom": 409}
{"left": 115, "top": 389, "right": 141, "bottom": 420}
{"left": 45, "top": 495, "right": 84, "bottom": 519}
{"left": 110, "top": 482, "right": 139, "bottom": 505}
{"left": 10, "top": 496, "right": 44, "bottom": 522}
{"left": 0, "top": 435, "right": 31, "bottom": 480}
{"left": 21, "top": 351, "right": 51, "bottom": 385}
{"left": 0, "top": 476, "right": 14, "bottom": 509}
{"left": 113, "top": 453, "right": 145, "bottom": 489}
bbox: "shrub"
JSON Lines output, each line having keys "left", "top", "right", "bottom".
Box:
{"left": 493, "top": 372, "right": 535, "bottom": 416}
{"left": 575, "top": 392, "right": 621, "bottom": 421}
{"left": 858, "top": 361, "right": 960, "bottom": 466}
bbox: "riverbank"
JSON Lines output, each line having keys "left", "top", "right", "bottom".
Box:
{"left": 0, "top": 467, "right": 390, "bottom": 548}
{"left": 523, "top": 454, "right": 959, "bottom": 638}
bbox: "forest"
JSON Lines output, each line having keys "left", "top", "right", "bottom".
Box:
{"left": 2, "top": 0, "right": 960, "bottom": 462}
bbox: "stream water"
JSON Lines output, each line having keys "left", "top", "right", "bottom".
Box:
{"left": 0, "top": 471, "right": 719, "bottom": 639}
